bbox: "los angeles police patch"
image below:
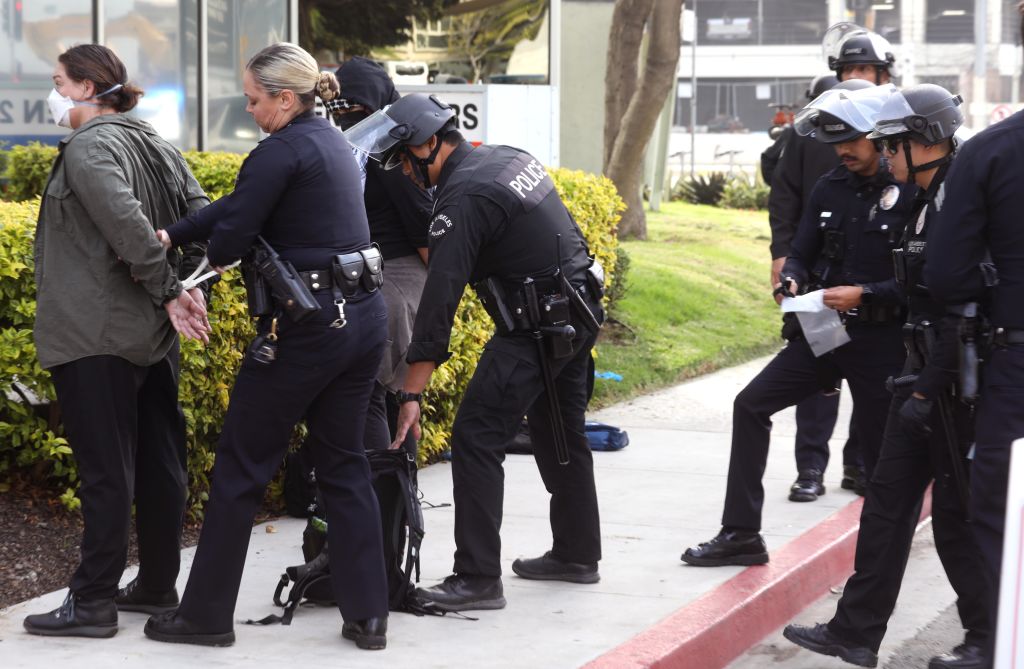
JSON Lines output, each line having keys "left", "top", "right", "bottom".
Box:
{"left": 879, "top": 185, "right": 900, "bottom": 210}
{"left": 430, "top": 212, "right": 453, "bottom": 239}
{"left": 496, "top": 152, "right": 554, "bottom": 212}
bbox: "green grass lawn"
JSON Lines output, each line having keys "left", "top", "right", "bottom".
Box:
{"left": 591, "top": 201, "right": 782, "bottom": 407}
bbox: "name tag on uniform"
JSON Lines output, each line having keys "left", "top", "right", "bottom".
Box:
{"left": 496, "top": 153, "right": 554, "bottom": 212}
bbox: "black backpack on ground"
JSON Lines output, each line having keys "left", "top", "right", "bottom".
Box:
{"left": 253, "top": 449, "right": 426, "bottom": 625}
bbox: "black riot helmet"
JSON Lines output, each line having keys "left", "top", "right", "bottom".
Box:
{"left": 344, "top": 93, "right": 457, "bottom": 187}
{"left": 806, "top": 73, "right": 840, "bottom": 100}
{"left": 867, "top": 83, "right": 963, "bottom": 182}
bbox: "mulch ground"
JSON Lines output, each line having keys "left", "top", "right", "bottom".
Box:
{"left": 0, "top": 483, "right": 207, "bottom": 611}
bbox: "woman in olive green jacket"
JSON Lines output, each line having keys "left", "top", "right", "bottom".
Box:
{"left": 24, "top": 44, "right": 210, "bottom": 639}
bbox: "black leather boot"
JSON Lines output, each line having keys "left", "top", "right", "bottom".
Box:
{"left": 789, "top": 469, "right": 825, "bottom": 502}
{"left": 681, "top": 528, "right": 769, "bottom": 566}
{"left": 341, "top": 617, "right": 387, "bottom": 650}
{"left": 512, "top": 551, "right": 599, "bottom": 584}
{"left": 928, "top": 643, "right": 990, "bottom": 669}
{"left": 413, "top": 574, "right": 506, "bottom": 612}
{"left": 23, "top": 592, "right": 118, "bottom": 638}
{"left": 144, "top": 611, "right": 235, "bottom": 647}
{"left": 841, "top": 465, "right": 867, "bottom": 495}
{"left": 115, "top": 577, "right": 179, "bottom": 615}
{"left": 783, "top": 622, "right": 878, "bottom": 667}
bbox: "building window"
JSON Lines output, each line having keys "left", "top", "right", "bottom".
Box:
{"left": 696, "top": 0, "right": 829, "bottom": 46}
{"left": 926, "top": 0, "right": 975, "bottom": 43}
{"left": 674, "top": 77, "right": 810, "bottom": 133}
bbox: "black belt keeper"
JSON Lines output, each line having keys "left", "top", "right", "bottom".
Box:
{"left": 992, "top": 328, "right": 1024, "bottom": 346}
{"left": 847, "top": 303, "right": 902, "bottom": 324}
{"left": 297, "top": 269, "right": 334, "bottom": 293}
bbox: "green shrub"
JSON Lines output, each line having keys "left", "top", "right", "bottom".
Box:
{"left": 3, "top": 142, "right": 58, "bottom": 202}
{"left": 675, "top": 172, "right": 728, "bottom": 206}
{"left": 182, "top": 151, "right": 246, "bottom": 199}
{"left": 721, "top": 174, "right": 770, "bottom": 210}
{"left": 0, "top": 154, "right": 623, "bottom": 514}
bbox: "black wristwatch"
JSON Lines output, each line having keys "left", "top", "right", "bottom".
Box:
{"left": 395, "top": 390, "right": 422, "bottom": 405}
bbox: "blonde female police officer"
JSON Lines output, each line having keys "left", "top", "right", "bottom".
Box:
{"left": 143, "top": 43, "right": 390, "bottom": 650}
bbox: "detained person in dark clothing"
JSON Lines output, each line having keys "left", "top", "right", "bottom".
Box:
{"left": 329, "top": 56, "right": 432, "bottom": 458}
{"left": 681, "top": 84, "right": 910, "bottom": 568}
{"left": 143, "top": 43, "right": 390, "bottom": 651}
{"left": 784, "top": 84, "right": 992, "bottom": 669}
{"left": 348, "top": 93, "right": 605, "bottom": 612}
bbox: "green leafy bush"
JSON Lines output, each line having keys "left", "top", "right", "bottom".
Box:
{"left": 3, "top": 142, "right": 58, "bottom": 202}
{"left": 182, "top": 151, "right": 246, "bottom": 199}
{"left": 674, "top": 172, "right": 728, "bottom": 206}
{"left": 721, "top": 173, "right": 770, "bottom": 210}
{"left": 0, "top": 154, "right": 623, "bottom": 514}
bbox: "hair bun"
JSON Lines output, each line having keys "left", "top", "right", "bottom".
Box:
{"left": 317, "top": 71, "right": 339, "bottom": 103}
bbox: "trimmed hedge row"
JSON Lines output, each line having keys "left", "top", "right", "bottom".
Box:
{"left": 0, "top": 147, "right": 623, "bottom": 513}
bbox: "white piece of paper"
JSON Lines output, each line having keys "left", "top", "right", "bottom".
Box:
{"left": 780, "top": 289, "right": 826, "bottom": 313}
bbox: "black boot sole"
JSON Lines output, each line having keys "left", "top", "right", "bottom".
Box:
{"left": 783, "top": 626, "right": 877, "bottom": 667}
{"left": 788, "top": 491, "right": 824, "bottom": 502}
{"left": 511, "top": 564, "right": 600, "bottom": 584}
{"left": 23, "top": 621, "right": 118, "bottom": 639}
{"left": 424, "top": 596, "right": 507, "bottom": 612}
{"left": 341, "top": 628, "right": 387, "bottom": 650}
{"left": 143, "top": 624, "right": 235, "bottom": 647}
{"left": 680, "top": 551, "right": 769, "bottom": 567}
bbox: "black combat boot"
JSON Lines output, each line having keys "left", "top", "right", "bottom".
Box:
{"left": 512, "top": 551, "right": 599, "bottom": 584}
{"left": 783, "top": 622, "right": 878, "bottom": 667}
{"left": 342, "top": 617, "right": 388, "bottom": 650}
{"left": 414, "top": 574, "right": 506, "bottom": 612}
{"left": 115, "top": 577, "right": 179, "bottom": 615}
{"left": 789, "top": 469, "right": 826, "bottom": 502}
{"left": 841, "top": 465, "right": 867, "bottom": 495}
{"left": 23, "top": 591, "right": 118, "bottom": 638}
{"left": 928, "top": 643, "right": 990, "bottom": 669}
{"left": 144, "top": 611, "right": 235, "bottom": 647}
{"left": 681, "top": 528, "right": 769, "bottom": 566}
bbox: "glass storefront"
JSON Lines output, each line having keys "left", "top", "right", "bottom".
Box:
{"left": 0, "top": 0, "right": 290, "bottom": 151}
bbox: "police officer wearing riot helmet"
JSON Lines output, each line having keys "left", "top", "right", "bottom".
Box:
{"left": 348, "top": 93, "right": 604, "bottom": 611}
{"left": 926, "top": 10, "right": 1024, "bottom": 659}
{"left": 769, "top": 24, "right": 897, "bottom": 504}
{"left": 142, "top": 43, "right": 390, "bottom": 650}
{"left": 784, "top": 84, "right": 992, "bottom": 669}
{"left": 769, "top": 79, "right": 874, "bottom": 506}
{"left": 682, "top": 84, "right": 911, "bottom": 567}
{"left": 328, "top": 56, "right": 432, "bottom": 458}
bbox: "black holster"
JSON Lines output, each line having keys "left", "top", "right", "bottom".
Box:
{"left": 245, "top": 237, "right": 319, "bottom": 322}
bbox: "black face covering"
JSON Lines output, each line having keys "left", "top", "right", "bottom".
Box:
{"left": 335, "top": 109, "right": 369, "bottom": 131}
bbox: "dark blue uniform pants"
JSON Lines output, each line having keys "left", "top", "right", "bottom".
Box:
{"left": 794, "top": 392, "right": 862, "bottom": 473}
{"left": 723, "top": 323, "right": 905, "bottom": 531}
{"left": 828, "top": 367, "right": 990, "bottom": 652}
{"left": 51, "top": 346, "right": 187, "bottom": 600}
{"left": 176, "top": 294, "right": 390, "bottom": 630}
{"left": 969, "top": 344, "right": 1024, "bottom": 653}
{"left": 451, "top": 330, "right": 601, "bottom": 578}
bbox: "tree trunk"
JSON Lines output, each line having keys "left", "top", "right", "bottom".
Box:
{"left": 603, "top": 0, "right": 683, "bottom": 239}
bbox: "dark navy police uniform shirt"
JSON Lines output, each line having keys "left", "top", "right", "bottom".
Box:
{"left": 926, "top": 110, "right": 1024, "bottom": 329}
{"left": 783, "top": 163, "right": 915, "bottom": 305}
{"left": 407, "top": 142, "right": 591, "bottom": 365}
{"left": 166, "top": 111, "right": 369, "bottom": 270}
{"left": 365, "top": 160, "right": 432, "bottom": 260}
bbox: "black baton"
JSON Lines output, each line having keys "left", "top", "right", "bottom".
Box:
{"left": 524, "top": 278, "right": 571, "bottom": 466}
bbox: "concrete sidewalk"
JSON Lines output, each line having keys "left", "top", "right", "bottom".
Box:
{"left": 0, "top": 355, "right": 864, "bottom": 669}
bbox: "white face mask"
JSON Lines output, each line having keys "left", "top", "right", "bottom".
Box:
{"left": 47, "top": 89, "right": 75, "bottom": 128}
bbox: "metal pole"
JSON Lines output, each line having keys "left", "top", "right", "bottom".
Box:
{"left": 972, "top": 0, "right": 987, "bottom": 130}
{"left": 198, "top": 0, "right": 208, "bottom": 151}
{"left": 92, "top": 0, "right": 104, "bottom": 44}
{"left": 689, "top": 0, "right": 697, "bottom": 179}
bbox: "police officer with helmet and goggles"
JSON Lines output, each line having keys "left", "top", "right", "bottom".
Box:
{"left": 682, "top": 83, "right": 913, "bottom": 569}
{"left": 824, "top": 22, "right": 896, "bottom": 85}
{"left": 784, "top": 84, "right": 993, "bottom": 669}
{"left": 347, "top": 93, "right": 606, "bottom": 612}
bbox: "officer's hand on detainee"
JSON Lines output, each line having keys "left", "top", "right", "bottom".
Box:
{"left": 823, "top": 286, "right": 863, "bottom": 312}
{"left": 898, "top": 394, "right": 933, "bottom": 439}
{"left": 391, "top": 401, "right": 422, "bottom": 449}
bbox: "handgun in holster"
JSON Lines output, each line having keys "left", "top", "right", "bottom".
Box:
{"left": 248, "top": 236, "right": 320, "bottom": 323}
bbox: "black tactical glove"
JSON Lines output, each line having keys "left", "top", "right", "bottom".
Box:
{"left": 898, "top": 395, "right": 933, "bottom": 439}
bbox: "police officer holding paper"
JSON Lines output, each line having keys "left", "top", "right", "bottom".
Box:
{"left": 784, "top": 84, "right": 992, "bottom": 669}
{"left": 681, "top": 83, "right": 911, "bottom": 567}
{"left": 347, "top": 93, "right": 605, "bottom": 612}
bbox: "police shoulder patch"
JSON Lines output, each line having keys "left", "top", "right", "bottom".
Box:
{"left": 495, "top": 152, "right": 554, "bottom": 212}
{"left": 429, "top": 211, "right": 454, "bottom": 240}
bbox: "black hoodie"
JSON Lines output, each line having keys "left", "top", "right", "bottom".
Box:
{"left": 337, "top": 57, "right": 431, "bottom": 259}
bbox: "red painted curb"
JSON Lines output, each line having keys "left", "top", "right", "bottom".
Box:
{"left": 585, "top": 491, "right": 934, "bottom": 669}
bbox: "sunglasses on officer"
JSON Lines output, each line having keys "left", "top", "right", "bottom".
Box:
{"left": 873, "top": 136, "right": 903, "bottom": 155}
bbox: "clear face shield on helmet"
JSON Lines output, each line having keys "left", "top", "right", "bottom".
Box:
{"left": 865, "top": 91, "right": 920, "bottom": 139}
{"left": 822, "top": 22, "right": 867, "bottom": 63}
{"left": 794, "top": 83, "right": 898, "bottom": 139}
{"left": 343, "top": 109, "right": 406, "bottom": 170}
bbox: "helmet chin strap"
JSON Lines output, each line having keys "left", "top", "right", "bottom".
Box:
{"left": 412, "top": 135, "right": 444, "bottom": 189}
{"left": 902, "top": 137, "right": 954, "bottom": 185}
